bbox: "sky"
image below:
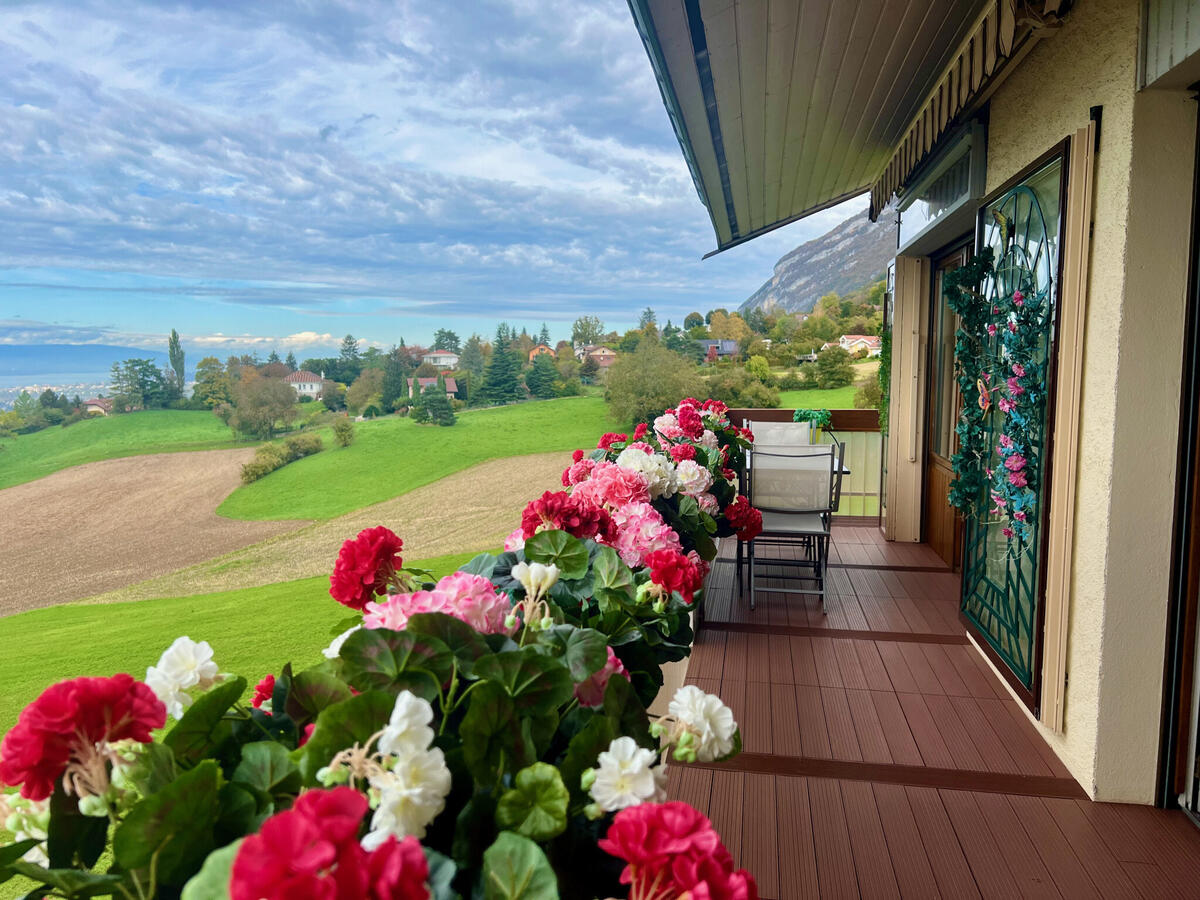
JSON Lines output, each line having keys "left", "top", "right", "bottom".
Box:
{"left": 0, "top": 0, "right": 866, "bottom": 358}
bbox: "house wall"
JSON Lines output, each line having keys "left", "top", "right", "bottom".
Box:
{"left": 981, "top": 0, "right": 1196, "bottom": 801}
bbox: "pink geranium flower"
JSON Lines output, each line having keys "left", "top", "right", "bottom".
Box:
{"left": 574, "top": 646, "right": 630, "bottom": 707}
{"left": 363, "top": 573, "right": 513, "bottom": 635}
{"left": 610, "top": 501, "right": 683, "bottom": 567}
{"left": 571, "top": 461, "right": 652, "bottom": 510}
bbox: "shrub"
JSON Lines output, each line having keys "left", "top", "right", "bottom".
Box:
{"left": 362, "top": 404, "right": 381, "bottom": 418}
{"left": 854, "top": 379, "right": 883, "bottom": 410}
{"left": 707, "top": 366, "right": 779, "bottom": 409}
{"left": 283, "top": 432, "right": 324, "bottom": 461}
{"left": 332, "top": 416, "right": 355, "bottom": 447}
{"left": 777, "top": 369, "right": 803, "bottom": 390}
{"left": 815, "top": 347, "right": 854, "bottom": 388}
{"left": 744, "top": 355, "right": 773, "bottom": 384}
{"left": 240, "top": 443, "right": 290, "bottom": 484}
{"left": 298, "top": 394, "right": 314, "bottom": 403}
{"left": 606, "top": 341, "right": 703, "bottom": 425}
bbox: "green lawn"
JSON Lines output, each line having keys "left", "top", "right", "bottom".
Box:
{"left": 219, "top": 397, "right": 611, "bottom": 521}
{"left": 0, "top": 410, "right": 248, "bottom": 490}
{"left": 0, "top": 551, "right": 480, "bottom": 738}
{"left": 777, "top": 385, "right": 860, "bottom": 410}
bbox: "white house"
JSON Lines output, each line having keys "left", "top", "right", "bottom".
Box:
{"left": 820, "top": 334, "right": 882, "bottom": 357}
{"left": 284, "top": 370, "right": 323, "bottom": 399}
{"left": 421, "top": 350, "right": 460, "bottom": 370}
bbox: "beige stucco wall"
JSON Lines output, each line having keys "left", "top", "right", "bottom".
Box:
{"left": 984, "top": 0, "right": 1195, "bottom": 801}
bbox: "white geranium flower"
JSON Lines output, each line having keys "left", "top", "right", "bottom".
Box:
{"left": 511, "top": 561, "right": 560, "bottom": 600}
{"left": 699, "top": 429, "right": 719, "bottom": 450}
{"left": 615, "top": 447, "right": 678, "bottom": 499}
{"left": 361, "top": 746, "right": 452, "bottom": 848}
{"left": 674, "top": 459, "right": 714, "bottom": 497}
{"left": 589, "top": 737, "right": 662, "bottom": 812}
{"left": 669, "top": 685, "right": 737, "bottom": 762}
{"left": 378, "top": 691, "right": 436, "bottom": 758}
{"left": 322, "top": 625, "right": 362, "bottom": 659}
{"left": 145, "top": 636, "right": 220, "bottom": 720}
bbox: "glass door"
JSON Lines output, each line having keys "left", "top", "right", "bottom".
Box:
{"left": 960, "top": 153, "right": 1065, "bottom": 708}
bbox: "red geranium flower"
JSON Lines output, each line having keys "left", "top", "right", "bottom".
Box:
{"left": 230, "top": 787, "right": 429, "bottom": 900}
{"left": 725, "top": 496, "right": 763, "bottom": 542}
{"left": 598, "top": 432, "right": 627, "bottom": 450}
{"left": 330, "top": 526, "right": 405, "bottom": 611}
{"left": 633, "top": 422, "right": 649, "bottom": 441}
{"left": 644, "top": 549, "right": 704, "bottom": 602}
{"left": 669, "top": 443, "right": 696, "bottom": 463}
{"left": 252, "top": 674, "right": 275, "bottom": 709}
{"left": 521, "top": 491, "right": 617, "bottom": 543}
{"left": 0, "top": 674, "right": 165, "bottom": 801}
{"left": 677, "top": 405, "right": 704, "bottom": 439}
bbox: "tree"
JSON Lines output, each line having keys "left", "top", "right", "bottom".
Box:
{"left": 684, "top": 311, "right": 704, "bottom": 330}
{"left": 605, "top": 341, "right": 704, "bottom": 426}
{"left": 815, "top": 346, "right": 855, "bottom": 388}
{"left": 745, "top": 355, "right": 773, "bottom": 383}
{"left": 571, "top": 315, "right": 605, "bottom": 347}
{"left": 381, "top": 351, "right": 410, "bottom": 412}
{"left": 459, "top": 335, "right": 486, "bottom": 377}
{"left": 230, "top": 373, "right": 298, "bottom": 438}
{"left": 109, "top": 359, "right": 168, "bottom": 411}
{"left": 193, "top": 356, "right": 233, "bottom": 408}
{"left": 579, "top": 355, "right": 600, "bottom": 384}
{"left": 708, "top": 311, "right": 752, "bottom": 342}
{"left": 479, "top": 345, "right": 524, "bottom": 405}
{"left": 525, "top": 352, "right": 560, "bottom": 399}
{"left": 639, "top": 307, "right": 657, "bottom": 332}
{"left": 414, "top": 361, "right": 439, "bottom": 378}
{"left": 345, "top": 368, "right": 384, "bottom": 414}
{"left": 285, "top": 351, "right": 298, "bottom": 372}
{"left": 705, "top": 308, "right": 728, "bottom": 325}
{"left": 267, "top": 349, "right": 281, "bottom": 365}
{"left": 493, "top": 322, "right": 513, "bottom": 351}
{"left": 338, "top": 334, "right": 362, "bottom": 382}
{"left": 617, "top": 331, "right": 642, "bottom": 354}
{"left": 322, "top": 380, "right": 347, "bottom": 411}
{"left": 168, "top": 329, "right": 186, "bottom": 394}
{"left": 13, "top": 391, "right": 36, "bottom": 420}
{"left": 432, "top": 329, "right": 461, "bottom": 353}
{"left": 538, "top": 323, "right": 552, "bottom": 346}
{"left": 417, "top": 382, "right": 456, "bottom": 426}
{"left": 744, "top": 307, "right": 770, "bottom": 334}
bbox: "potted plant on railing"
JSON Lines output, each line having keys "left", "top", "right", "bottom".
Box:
{"left": 792, "top": 407, "right": 832, "bottom": 442}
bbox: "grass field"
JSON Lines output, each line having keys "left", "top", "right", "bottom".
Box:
{"left": 777, "top": 385, "right": 860, "bottom": 410}
{"left": 0, "top": 410, "right": 248, "bottom": 490}
{"left": 0, "top": 550, "right": 481, "bottom": 737}
{"left": 218, "top": 397, "right": 611, "bottom": 521}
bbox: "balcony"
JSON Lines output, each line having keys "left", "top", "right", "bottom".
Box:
{"left": 668, "top": 527, "right": 1200, "bottom": 898}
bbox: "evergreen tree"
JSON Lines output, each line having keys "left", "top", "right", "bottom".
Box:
{"left": 459, "top": 334, "right": 486, "bottom": 377}
{"left": 494, "top": 322, "right": 512, "bottom": 351}
{"left": 381, "top": 350, "right": 410, "bottom": 412}
{"left": 168, "top": 328, "right": 186, "bottom": 394}
{"left": 13, "top": 391, "right": 36, "bottom": 420}
{"left": 267, "top": 349, "right": 281, "bottom": 365}
{"left": 338, "top": 334, "right": 362, "bottom": 382}
{"left": 639, "top": 307, "right": 657, "bottom": 332}
{"left": 538, "top": 323, "right": 551, "bottom": 346}
{"left": 579, "top": 355, "right": 600, "bottom": 384}
{"left": 432, "top": 329, "right": 461, "bottom": 353}
{"left": 479, "top": 344, "right": 523, "bottom": 405}
{"left": 285, "top": 351, "right": 298, "bottom": 372}
{"left": 525, "top": 352, "right": 560, "bottom": 399}
{"left": 421, "top": 381, "right": 456, "bottom": 426}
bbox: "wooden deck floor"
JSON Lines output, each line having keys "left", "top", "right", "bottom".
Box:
{"left": 668, "top": 525, "right": 1200, "bottom": 899}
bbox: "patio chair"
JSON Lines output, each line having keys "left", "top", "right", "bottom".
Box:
{"left": 732, "top": 419, "right": 811, "bottom": 580}
{"left": 742, "top": 439, "right": 843, "bottom": 613}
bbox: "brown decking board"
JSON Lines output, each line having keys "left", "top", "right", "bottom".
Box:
{"left": 672, "top": 525, "right": 1200, "bottom": 898}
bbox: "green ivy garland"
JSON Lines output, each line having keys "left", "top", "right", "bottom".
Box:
{"left": 877, "top": 330, "right": 891, "bottom": 436}
{"left": 943, "top": 246, "right": 1048, "bottom": 551}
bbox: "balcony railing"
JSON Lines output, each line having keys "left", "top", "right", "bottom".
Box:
{"left": 727, "top": 408, "right": 882, "bottom": 519}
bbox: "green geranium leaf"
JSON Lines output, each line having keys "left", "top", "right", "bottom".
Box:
{"left": 0, "top": 839, "right": 39, "bottom": 869}
{"left": 329, "top": 614, "right": 362, "bottom": 637}
{"left": 295, "top": 690, "right": 394, "bottom": 784}
{"left": 494, "top": 763, "right": 569, "bottom": 841}
{"left": 46, "top": 781, "right": 106, "bottom": 869}
{"left": 233, "top": 741, "right": 301, "bottom": 797}
{"left": 164, "top": 676, "right": 247, "bottom": 766}
{"left": 473, "top": 649, "right": 574, "bottom": 715}
{"left": 113, "top": 759, "right": 222, "bottom": 887}
{"left": 590, "top": 546, "right": 635, "bottom": 608}
{"left": 534, "top": 625, "right": 607, "bottom": 682}
{"left": 558, "top": 714, "right": 616, "bottom": 805}
{"left": 459, "top": 552, "right": 499, "bottom": 578}
{"left": 424, "top": 847, "right": 459, "bottom": 900}
{"left": 524, "top": 529, "right": 588, "bottom": 580}
{"left": 452, "top": 792, "right": 498, "bottom": 871}
{"left": 339, "top": 628, "right": 454, "bottom": 699}
{"left": 405, "top": 612, "right": 491, "bottom": 673}
{"left": 181, "top": 839, "right": 242, "bottom": 900}
{"left": 285, "top": 669, "right": 353, "bottom": 725}
{"left": 6, "top": 863, "right": 129, "bottom": 898}
{"left": 712, "top": 728, "right": 743, "bottom": 763}
{"left": 136, "top": 742, "right": 179, "bottom": 795}
{"left": 215, "top": 782, "right": 269, "bottom": 840}
{"left": 602, "top": 671, "right": 652, "bottom": 749}
{"left": 460, "top": 682, "right": 532, "bottom": 784}
{"left": 482, "top": 831, "right": 559, "bottom": 900}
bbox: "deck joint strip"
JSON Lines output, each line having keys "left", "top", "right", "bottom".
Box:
{"left": 700, "top": 620, "right": 970, "bottom": 645}
{"left": 687, "top": 752, "right": 1088, "bottom": 800}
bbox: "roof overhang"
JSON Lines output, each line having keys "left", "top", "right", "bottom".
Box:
{"left": 628, "top": 0, "right": 1068, "bottom": 254}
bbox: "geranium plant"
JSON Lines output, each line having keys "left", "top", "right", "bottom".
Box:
{"left": 0, "top": 399, "right": 761, "bottom": 900}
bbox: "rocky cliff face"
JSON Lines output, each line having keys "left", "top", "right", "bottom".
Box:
{"left": 739, "top": 212, "right": 896, "bottom": 314}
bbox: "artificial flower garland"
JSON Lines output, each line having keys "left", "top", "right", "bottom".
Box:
{"left": 943, "top": 248, "right": 1049, "bottom": 550}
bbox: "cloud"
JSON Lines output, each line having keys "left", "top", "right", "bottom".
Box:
{"left": 0, "top": 0, "right": 870, "bottom": 341}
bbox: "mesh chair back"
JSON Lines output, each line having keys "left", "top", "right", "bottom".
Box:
{"left": 747, "top": 420, "right": 811, "bottom": 446}
{"left": 750, "top": 444, "right": 837, "bottom": 514}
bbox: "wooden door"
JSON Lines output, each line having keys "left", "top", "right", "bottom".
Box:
{"left": 923, "top": 245, "right": 969, "bottom": 569}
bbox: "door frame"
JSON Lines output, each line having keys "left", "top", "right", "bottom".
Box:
{"left": 920, "top": 237, "right": 973, "bottom": 569}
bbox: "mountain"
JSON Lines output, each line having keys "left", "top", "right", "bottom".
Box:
{"left": 738, "top": 212, "right": 896, "bottom": 314}
{"left": 0, "top": 344, "right": 171, "bottom": 377}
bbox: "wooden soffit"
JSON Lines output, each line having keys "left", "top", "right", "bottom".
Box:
{"left": 628, "top": 0, "right": 1069, "bottom": 253}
